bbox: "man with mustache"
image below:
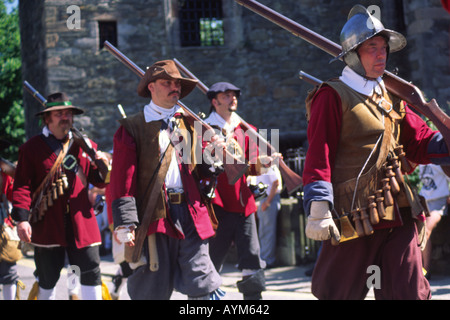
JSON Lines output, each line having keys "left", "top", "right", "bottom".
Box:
{"left": 11, "top": 92, "right": 109, "bottom": 299}
{"left": 303, "top": 5, "right": 450, "bottom": 299}
{"left": 110, "top": 60, "right": 225, "bottom": 300}
{"left": 204, "top": 82, "right": 268, "bottom": 300}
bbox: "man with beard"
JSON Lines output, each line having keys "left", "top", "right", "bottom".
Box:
{"left": 12, "top": 92, "right": 109, "bottom": 299}
{"left": 204, "top": 82, "right": 271, "bottom": 300}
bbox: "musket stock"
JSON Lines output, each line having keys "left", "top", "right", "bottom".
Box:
{"left": 173, "top": 59, "right": 303, "bottom": 194}
{"left": 70, "top": 127, "right": 110, "bottom": 180}
{"left": 103, "top": 41, "right": 248, "bottom": 185}
{"left": 236, "top": 0, "right": 450, "bottom": 153}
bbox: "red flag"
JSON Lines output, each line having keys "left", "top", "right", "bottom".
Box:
{"left": 442, "top": 0, "right": 450, "bottom": 14}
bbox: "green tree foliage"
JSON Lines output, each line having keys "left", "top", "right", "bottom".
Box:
{"left": 0, "top": 0, "right": 25, "bottom": 161}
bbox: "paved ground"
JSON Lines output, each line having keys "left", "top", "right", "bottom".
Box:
{"left": 5, "top": 252, "right": 450, "bottom": 300}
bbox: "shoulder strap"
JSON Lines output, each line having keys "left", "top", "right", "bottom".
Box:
{"left": 130, "top": 142, "right": 174, "bottom": 263}
{"left": 32, "top": 138, "right": 70, "bottom": 202}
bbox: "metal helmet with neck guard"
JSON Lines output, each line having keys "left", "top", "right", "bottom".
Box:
{"left": 331, "top": 5, "right": 406, "bottom": 78}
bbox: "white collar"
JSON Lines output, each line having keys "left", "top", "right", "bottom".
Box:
{"left": 205, "top": 111, "right": 241, "bottom": 133}
{"left": 339, "top": 66, "right": 385, "bottom": 97}
{"left": 144, "top": 100, "right": 181, "bottom": 123}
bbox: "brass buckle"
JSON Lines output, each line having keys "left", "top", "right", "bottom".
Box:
{"left": 377, "top": 97, "right": 393, "bottom": 114}
{"left": 169, "top": 192, "right": 183, "bottom": 204}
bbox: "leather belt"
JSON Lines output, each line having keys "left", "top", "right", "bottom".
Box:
{"left": 168, "top": 192, "right": 185, "bottom": 204}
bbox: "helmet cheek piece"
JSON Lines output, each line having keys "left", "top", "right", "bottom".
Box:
{"left": 343, "top": 51, "right": 366, "bottom": 77}
{"left": 344, "top": 38, "right": 391, "bottom": 78}
{"left": 332, "top": 4, "right": 406, "bottom": 78}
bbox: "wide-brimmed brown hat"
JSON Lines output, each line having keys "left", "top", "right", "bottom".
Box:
{"left": 137, "top": 60, "right": 198, "bottom": 99}
{"left": 35, "top": 92, "right": 84, "bottom": 116}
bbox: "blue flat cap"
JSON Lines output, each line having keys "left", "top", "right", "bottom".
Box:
{"left": 207, "top": 82, "right": 241, "bottom": 100}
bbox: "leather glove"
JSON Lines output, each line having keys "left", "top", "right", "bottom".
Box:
{"left": 305, "top": 201, "right": 340, "bottom": 242}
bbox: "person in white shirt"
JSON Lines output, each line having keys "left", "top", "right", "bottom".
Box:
{"left": 419, "top": 163, "right": 450, "bottom": 277}
{"left": 255, "top": 165, "right": 282, "bottom": 267}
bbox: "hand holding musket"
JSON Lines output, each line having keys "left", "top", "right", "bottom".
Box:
{"left": 70, "top": 127, "right": 110, "bottom": 181}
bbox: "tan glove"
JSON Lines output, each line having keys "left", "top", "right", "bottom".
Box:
{"left": 306, "top": 201, "right": 340, "bottom": 242}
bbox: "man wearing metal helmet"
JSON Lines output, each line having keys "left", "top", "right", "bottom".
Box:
{"left": 302, "top": 5, "right": 450, "bottom": 299}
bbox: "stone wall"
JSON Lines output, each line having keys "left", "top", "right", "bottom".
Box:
{"left": 404, "top": 0, "right": 450, "bottom": 108}
{"left": 19, "top": 0, "right": 449, "bottom": 153}
{"left": 18, "top": 0, "right": 450, "bottom": 272}
{"left": 19, "top": 0, "right": 47, "bottom": 138}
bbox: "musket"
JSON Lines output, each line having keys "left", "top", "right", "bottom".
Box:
{"left": 23, "top": 81, "right": 47, "bottom": 107}
{"left": 298, "top": 71, "right": 322, "bottom": 87}
{"left": 103, "top": 40, "right": 249, "bottom": 185}
{"left": 173, "top": 58, "right": 303, "bottom": 195}
{"left": 117, "top": 104, "right": 127, "bottom": 118}
{"left": 235, "top": 0, "right": 450, "bottom": 153}
{"left": 22, "top": 81, "right": 110, "bottom": 180}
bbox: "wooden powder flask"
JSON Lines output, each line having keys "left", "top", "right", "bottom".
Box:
{"left": 351, "top": 207, "right": 365, "bottom": 237}
{"left": 62, "top": 173, "right": 69, "bottom": 190}
{"left": 57, "top": 179, "right": 64, "bottom": 196}
{"left": 47, "top": 191, "right": 53, "bottom": 207}
{"left": 52, "top": 182, "right": 58, "bottom": 200}
{"left": 381, "top": 178, "right": 394, "bottom": 207}
{"left": 330, "top": 209, "right": 359, "bottom": 246}
{"left": 375, "top": 189, "right": 386, "bottom": 219}
{"left": 384, "top": 165, "right": 400, "bottom": 195}
{"left": 40, "top": 169, "right": 70, "bottom": 216}
{"left": 394, "top": 145, "right": 412, "bottom": 173}
{"left": 367, "top": 195, "right": 379, "bottom": 225}
{"left": 358, "top": 202, "right": 374, "bottom": 236}
{"left": 340, "top": 213, "right": 358, "bottom": 238}
{"left": 42, "top": 195, "right": 48, "bottom": 211}
{"left": 390, "top": 155, "right": 404, "bottom": 187}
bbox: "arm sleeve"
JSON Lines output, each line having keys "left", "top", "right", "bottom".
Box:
{"left": 110, "top": 126, "right": 139, "bottom": 227}
{"left": 302, "top": 86, "right": 342, "bottom": 214}
{"left": 400, "top": 103, "right": 450, "bottom": 165}
{"left": 11, "top": 144, "right": 34, "bottom": 221}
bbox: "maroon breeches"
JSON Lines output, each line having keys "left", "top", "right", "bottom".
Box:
{"left": 311, "top": 210, "right": 431, "bottom": 300}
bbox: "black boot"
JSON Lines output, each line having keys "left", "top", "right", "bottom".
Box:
{"left": 236, "top": 269, "right": 266, "bottom": 300}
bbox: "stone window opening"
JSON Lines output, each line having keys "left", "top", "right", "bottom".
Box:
{"left": 179, "top": 0, "right": 224, "bottom": 47}
{"left": 98, "top": 20, "right": 117, "bottom": 50}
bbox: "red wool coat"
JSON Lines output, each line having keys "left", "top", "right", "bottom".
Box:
{"left": 110, "top": 125, "right": 216, "bottom": 240}
{"left": 12, "top": 134, "right": 106, "bottom": 248}
{"left": 211, "top": 123, "right": 259, "bottom": 217}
